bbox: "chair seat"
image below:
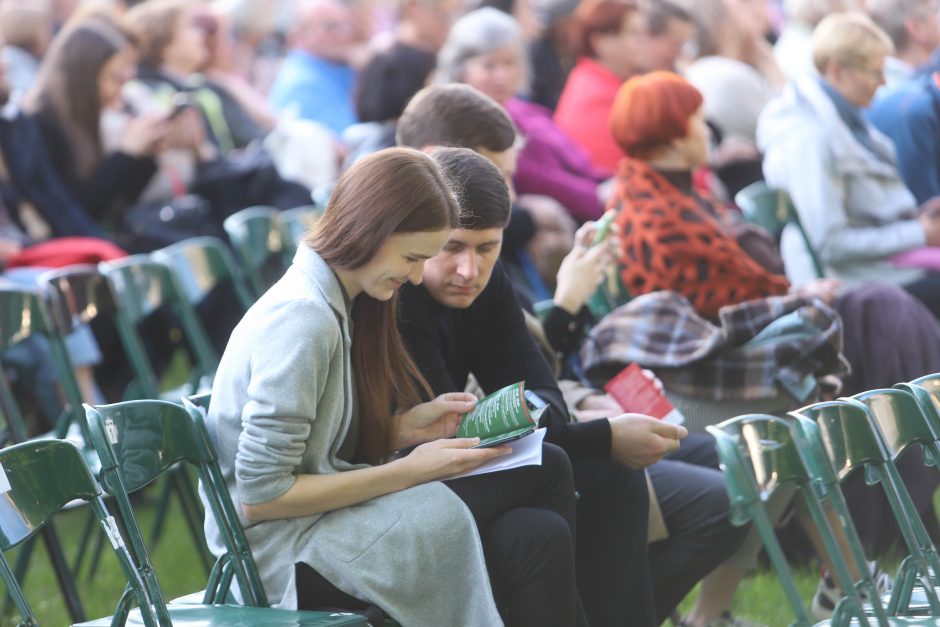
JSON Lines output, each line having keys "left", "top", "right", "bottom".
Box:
{"left": 169, "top": 592, "right": 402, "bottom": 626}
{"left": 74, "top": 604, "right": 368, "bottom": 626}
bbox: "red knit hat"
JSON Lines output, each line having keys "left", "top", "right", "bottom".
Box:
{"left": 610, "top": 71, "right": 704, "bottom": 159}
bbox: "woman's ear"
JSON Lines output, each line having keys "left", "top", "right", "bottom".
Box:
{"left": 823, "top": 58, "right": 845, "bottom": 83}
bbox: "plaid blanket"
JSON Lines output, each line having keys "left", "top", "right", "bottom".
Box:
{"left": 580, "top": 291, "right": 850, "bottom": 401}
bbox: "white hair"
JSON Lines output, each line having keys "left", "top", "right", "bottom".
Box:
{"left": 435, "top": 7, "right": 530, "bottom": 89}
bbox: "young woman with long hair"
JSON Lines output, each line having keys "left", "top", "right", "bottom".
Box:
{"left": 204, "top": 146, "right": 580, "bottom": 627}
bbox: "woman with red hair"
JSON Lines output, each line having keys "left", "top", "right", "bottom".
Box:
{"left": 609, "top": 71, "right": 790, "bottom": 319}
{"left": 608, "top": 71, "right": 940, "bottom": 623}
{"left": 553, "top": 0, "right": 642, "bottom": 175}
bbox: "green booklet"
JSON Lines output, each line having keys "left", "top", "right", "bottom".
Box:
{"left": 457, "top": 382, "right": 545, "bottom": 448}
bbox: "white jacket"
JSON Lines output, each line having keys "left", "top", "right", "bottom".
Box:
{"left": 756, "top": 75, "right": 926, "bottom": 286}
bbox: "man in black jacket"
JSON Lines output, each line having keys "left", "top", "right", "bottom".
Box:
{"left": 397, "top": 84, "right": 746, "bottom": 627}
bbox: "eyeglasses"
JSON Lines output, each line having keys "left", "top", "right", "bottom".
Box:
{"left": 851, "top": 65, "right": 885, "bottom": 82}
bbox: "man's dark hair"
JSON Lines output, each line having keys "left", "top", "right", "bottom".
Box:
{"left": 397, "top": 84, "right": 518, "bottom": 151}
{"left": 644, "top": 0, "right": 692, "bottom": 35}
{"left": 355, "top": 43, "right": 436, "bottom": 122}
{"left": 431, "top": 146, "right": 512, "bottom": 230}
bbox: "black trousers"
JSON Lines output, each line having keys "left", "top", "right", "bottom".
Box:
{"left": 447, "top": 442, "right": 580, "bottom": 627}
{"left": 648, "top": 432, "right": 745, "bottom": 623}
{"left": 574, "top": 457, "right": 657, "bottom": 627}
{"left": 296, "top": 442, "right": 580, "bottom": 627}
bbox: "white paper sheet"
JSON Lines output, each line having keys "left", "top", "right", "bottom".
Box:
{"left": 451, "top": 428, "right": 546, "bottom": 479}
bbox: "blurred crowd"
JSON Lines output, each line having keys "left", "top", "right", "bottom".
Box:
{"left": 5, "top": 0, "right": 940, "bottom": 626}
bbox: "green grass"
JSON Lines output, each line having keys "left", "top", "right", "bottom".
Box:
{"left": 675, "top": 567, "right": 821, "bottom": 626}
{"left": 1, "top": 482, "right": 208, "bottom": 626}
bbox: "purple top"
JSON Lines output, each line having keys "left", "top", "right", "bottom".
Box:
{"left": 506, "top": 97, "right": 608, "bottom": 222}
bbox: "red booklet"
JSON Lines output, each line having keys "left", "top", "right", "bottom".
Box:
{"left": 603, "top": 363, "right": 684, "bottom": 424}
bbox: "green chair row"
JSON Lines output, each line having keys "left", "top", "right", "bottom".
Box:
{"left": 0, "top": 395, "right": 367, "bottom": 625}
{"left": 708, "top": 373, "right": 940, "bottom": 626}
{"left": 38, "top": 237, "right": 255, "bottom": 580}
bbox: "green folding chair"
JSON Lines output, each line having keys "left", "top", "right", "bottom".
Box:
{"left": 279, "top": 205, "right": 322, "bottom": 263}
{"left": 99, "top": 255, "right": 217, "bottom": 401}
{"left": 223, "top": 206, "right": 286, "bottom": 298}
{"left": 98, "top": 257, "right": 216, "bottom": 572}
{"left": 0, "top": 284, "right": 93, "bottom": 619}
{"left": 180, "top": 394, "right": 403, "bottom": 626}
{"left": 0, "top": 284, "right": 87, "bottom": 441}
{"left": 83, "top": 399, "right": 367, "bottom": 626}
{"left": 152, "top": 236, "right": 255, "bottom": 311}
{"left": 0, "top": 440, "right": 144, "bottom": 626}
{"left": 848, "top": 389, "right": 940, "bottom": 614}
{"left": 793, "top": 400, "right": 940, "bottom": 618}
{"left": 734, "top": 181, "right": 825, "bottom": 279}
{"left": 708, "top": 414, "right": 879, "bottom": 626}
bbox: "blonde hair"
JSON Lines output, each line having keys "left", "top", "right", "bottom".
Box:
{"left": 812, "top": 11, "right": 894, "bottom": 73}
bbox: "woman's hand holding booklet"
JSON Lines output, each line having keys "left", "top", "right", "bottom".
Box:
{"left": 457, "top": 382, "right": 547, "bottom": 448}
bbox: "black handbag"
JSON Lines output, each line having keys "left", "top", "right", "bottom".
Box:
{"left": 121, "top": 194, "right": 222, "bottom": 253}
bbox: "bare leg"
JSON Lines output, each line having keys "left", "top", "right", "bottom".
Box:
{"left": 75, "top": 366, "right": 105, "bottom": 405}
{"left": 682, "top": 562, "right": 749, "bottom": 626}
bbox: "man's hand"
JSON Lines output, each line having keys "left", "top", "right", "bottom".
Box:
{"left": 391, "top": 392, "right": 477, "bottom": 451}
{"left": 608, "top": 414, "right": 688, "bottom": 469}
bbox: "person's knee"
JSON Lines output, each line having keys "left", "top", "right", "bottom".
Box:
{"left": 487, "top": 507, "right": 574, "bottom": 566}
{"left": 540, "top": 442, "right": 574, "bottom": 493}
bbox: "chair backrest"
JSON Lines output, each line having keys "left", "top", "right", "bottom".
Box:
{"left": 850, "top": 388, "right": 940, "bottom": 462}
{"left": 791, "top": 400, "right": 889, "bottom": 482}
{"left": 0, "top": 285, "right": 85, "bottom": 440}
{"left": 152, "top": 236, "right": 255, "bottom": 312}
{"left": 278, "top": 205, "right": 321, "bottom": 261}
{"left": 0, "top": 439, "right": 150, "bottom": 625}
{"left": 99, "top": 255, "right": 217, "bottom": 399}
{"left": 734, "top": 181, "right": 825, "bottom": 279}
{"left": 86, "top": 399, "right": 266, "bottom": 609}
{"left": 901, "top": 373, "right": 940, "bottom": 436}
{"left": 39, "top": 265, "right": 119, "bottom": 334}
{"left": 86, "top": 399, "right": 212, "bottom": 618}
{"left": 223, "top": 206, "right": 286, "bottom": 297}
{"left": 707, "top": 414, "right": 874, "bottom": 625}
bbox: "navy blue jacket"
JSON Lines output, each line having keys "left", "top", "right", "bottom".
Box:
{"left": 0, "top": 113, "right": 102, "bottom": 237}
{"left": 868, "top": 74, "right": 940, "bottom": 204}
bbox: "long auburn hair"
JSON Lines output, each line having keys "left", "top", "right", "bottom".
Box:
{"left": 24, "top": 15, "right": 132, "bottom": 180}
{"left": 306, "top": 147, "right": 459, "bottom": 464}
